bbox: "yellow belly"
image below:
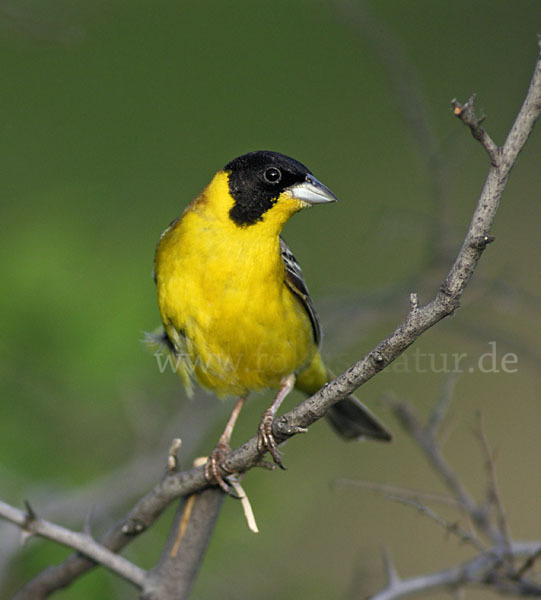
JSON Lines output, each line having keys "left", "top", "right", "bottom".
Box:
{"left": 186, "top": 279, "right": 313, "bottom": 396}
{"left": 156, "top": 209, "right": 315, "bottom": 397}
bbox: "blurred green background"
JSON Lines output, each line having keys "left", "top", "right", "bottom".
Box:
{"left": 1, "top": 0, "right": 540, "bottom": 598}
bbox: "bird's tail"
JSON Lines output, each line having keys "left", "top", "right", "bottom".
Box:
{"left": 296, "top": 355, "right": 392, "bottom": 442}
{"left": 325, "top": 393, "right": 392, "bottom": 441}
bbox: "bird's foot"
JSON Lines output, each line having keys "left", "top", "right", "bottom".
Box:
{"left": 204, "top": 441, "right": 240, "bottom": 498}
{"left": 257, "top": 409, "right": 286, "bottom": 469}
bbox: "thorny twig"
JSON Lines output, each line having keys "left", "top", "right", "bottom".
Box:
{"left": 350, "top": 388, "right": 541, "bottom": 598}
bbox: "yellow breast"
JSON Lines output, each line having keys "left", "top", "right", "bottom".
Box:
{"left": 155, "top": 173, "right": 315, "bottom": 396}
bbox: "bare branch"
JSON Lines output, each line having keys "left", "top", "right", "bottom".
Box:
{"left": 0, "top": 500, "right": 145, "bottom": 589}
{"left": 425, "top": 374, "right": 459, "bottom": 435}
{"left": 334, "top": 479, "right": 460, "bottom": 507}
{"left": 355, "top": 391, "right": 541, "bottom": 599}
{"left": 387, "top": 395, "right": 489, "bottom": 528}
{"left": 366, "top": 383, "right": 541, "bottom": 596}
{"left": 371, "top": 541, "right": 541, "bottom": 600}
{"left": 451, "top": 95, "right": 500, "bottom": 165}
{"left": 475, "top": 412, "right": 513, "bottom": 555}
{"left": 385, "top": 495, "right": 486, "bottom": 553}
{"left": 141, "top": 488, "right": 225, "bottom": 600}
{"left": 364, "top": 340, "right": 541, "bottom": 597}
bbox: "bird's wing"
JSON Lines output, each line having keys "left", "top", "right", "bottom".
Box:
{"left": 144, "top": 326, "right": 195, "bottom": 397}
{"left": 280, "top": 236, "right": 321, "bottom": 346}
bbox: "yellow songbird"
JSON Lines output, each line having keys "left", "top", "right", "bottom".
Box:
{"left": 153, "top": 151, "right": 390, "bottom": 492}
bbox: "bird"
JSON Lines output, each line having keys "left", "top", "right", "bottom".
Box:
{"left": 152, "top": 150, "right": 391, "bottom": 493}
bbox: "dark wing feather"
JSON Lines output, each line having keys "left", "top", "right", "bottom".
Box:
{"left": 280, "top": 236, "right": 321, "bottom": 346}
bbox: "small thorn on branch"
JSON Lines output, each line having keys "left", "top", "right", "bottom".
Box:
{"left": 470, "top": 235, "right": 495, "bottom": 250}
{"left": 24, "top": 500, "right": 37, "bottom": 523}
{"left": 409, "top": 292, "right": 419, "bottom": 312}
{"left": 514, "top": 545, "right": 541, "bottom": 579}
{"left": 371, "top": 351, "right": 386, "bottom": 370}
{"left": 382, "top": 547, "right": 401, "bottom": 587}
{"left": 20, "top": 500, "right": 38, "bottom": 544}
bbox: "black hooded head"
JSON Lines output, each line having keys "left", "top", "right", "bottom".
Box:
{"left": 224, "top": 151, "right": 312, "bottom": 226}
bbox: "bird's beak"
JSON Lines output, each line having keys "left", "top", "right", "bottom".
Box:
{"left": 286, "top": 174, "right": 338, "bottom": 205}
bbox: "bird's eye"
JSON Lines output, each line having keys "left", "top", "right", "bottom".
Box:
{"left": 263, "top": 167, "right": 282, "bottom": 184}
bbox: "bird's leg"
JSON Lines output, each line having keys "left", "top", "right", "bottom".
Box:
{"left": 257, "top": 373, "right": 296, "bottom": 469}
{"left": 205, "top": 396, "right": 246, "bottom": 495}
